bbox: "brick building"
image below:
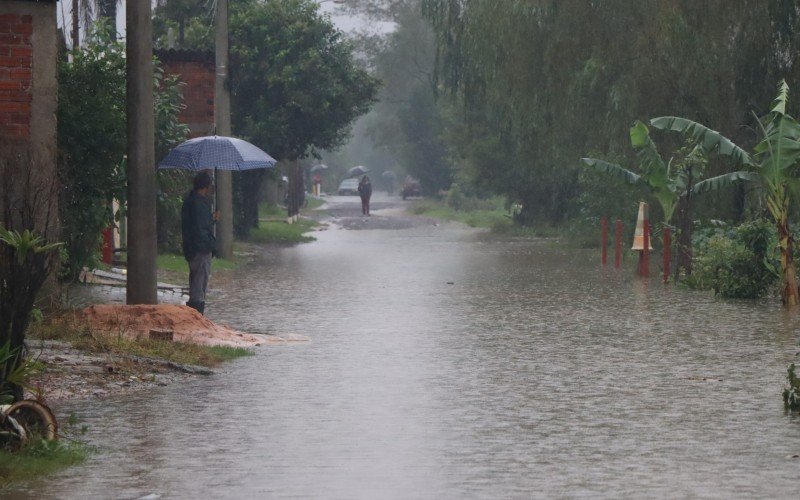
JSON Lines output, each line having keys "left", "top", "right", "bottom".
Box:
{"left": 0, "top": 0, "right": 59, "bottom": 240}
{"left": 155, "top": 49, "right": 216, "bottom": 138}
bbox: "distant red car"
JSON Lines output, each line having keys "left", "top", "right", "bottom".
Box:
{"left": 401, "top": 178, "right": 421, "bottom": 200}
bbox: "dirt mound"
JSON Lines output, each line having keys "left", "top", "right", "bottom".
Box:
{"left": 75, "top": 304, "right": 264, "bottom": 347}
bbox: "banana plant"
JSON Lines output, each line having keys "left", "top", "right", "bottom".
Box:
{"left": 651, "top": 80, "right": 800, "bottom": 306}
{"left": 582, "top": 121, "right": 680, "bottom": 224}
{"left": 582, "top": 121, "right": 757, "bottom": 278}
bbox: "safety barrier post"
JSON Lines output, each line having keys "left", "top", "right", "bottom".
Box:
{"left": 640, "top": 219, "right": 650, "bottom": 277}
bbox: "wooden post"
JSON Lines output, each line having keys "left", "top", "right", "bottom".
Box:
{"left": 601, "top": 217, "right": 608, "bottom": 266}
{"left": 614, "top": 219, "right": 622, "bottom": 268}
{"left": 663, "top": 226, "right": 671, "bottom": 283}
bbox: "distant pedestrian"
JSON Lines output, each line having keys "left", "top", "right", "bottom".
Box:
{"left": 358, "top": 175, "right": 372, "bottom": 215}
{"left": 181, "top": 171, "right": 219, "bottom": 315}
{"left": 313, "top": 172, "right": 322, "bottom": 196}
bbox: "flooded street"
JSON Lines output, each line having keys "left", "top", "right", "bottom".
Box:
{"left": 13, "top": 194, "right": 800, "bottom": 498}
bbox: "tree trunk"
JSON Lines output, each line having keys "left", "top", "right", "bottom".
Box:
{"left": 778, "top": 213, "right": 799, "bottom": 307}
{"left": 675, "top": 194, "right": 692, "bottom": 280}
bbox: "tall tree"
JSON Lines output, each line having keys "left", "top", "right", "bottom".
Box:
{"left": 228, "top": 0, "right": 380, "bottom": 233}
{"left": 420, "top": 0, "right": 800, "bottom": 223}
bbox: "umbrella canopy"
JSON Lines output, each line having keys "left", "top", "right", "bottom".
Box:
{"left": 309, "top": 164, "right": 329, "bottom": 173}
{"left": 346, "top": 165, "right": 370, "bottom": 178}
{"left": 158, "top": 135, "right": 277, "bottom": 171}
{"left": 381, "top": 170, "right": 397, "bottom": 180}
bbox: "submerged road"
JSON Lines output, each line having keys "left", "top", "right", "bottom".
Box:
{"left": 12, "top": 193, "right": 800, "bottom": 498}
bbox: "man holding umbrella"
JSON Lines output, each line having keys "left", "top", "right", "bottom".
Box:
{"left": 160, "top": 134, "right": 277, "bottom": 314}
{"left": 181, "top": 171, "right": 219, "bottom": 315}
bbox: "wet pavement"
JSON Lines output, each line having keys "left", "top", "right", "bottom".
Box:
{"left": 9, "top": 192, "right": 800, "bottom": 498}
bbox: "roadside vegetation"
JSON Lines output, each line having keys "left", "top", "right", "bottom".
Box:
{"left": 248, "top": 200, "right": 324, "bottom": 245}
{"left": 29, "top": 318, "right": 252, "bottom": 369}
{"left": 0, "top": 439, "right": 89, "bottom": 490}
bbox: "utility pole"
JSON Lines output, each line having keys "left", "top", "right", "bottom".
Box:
{"left": 215, "top": 0, "right": 233, "bottom": 259}
{"left": 71, "top": 0, "right": 79, "bottom": 49}
{"left": 126, "top": 0, "right": 158, "bottom": 304}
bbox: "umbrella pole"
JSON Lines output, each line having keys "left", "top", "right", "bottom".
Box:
{"left": 212, "top": 168, "right": 218, "bottom": 237}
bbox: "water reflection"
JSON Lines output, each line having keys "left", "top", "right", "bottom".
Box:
{"left": 13, "top": 217, "right": 800, "bottom": 498}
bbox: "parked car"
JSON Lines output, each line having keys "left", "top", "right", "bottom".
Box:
{"left": 401, "top": 177, "right": 421, "bottom": 200}
{"left": 337, "top": 178, "right": 359, "bottom": 195}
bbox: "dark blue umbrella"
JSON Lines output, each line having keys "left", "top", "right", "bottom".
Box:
{"left": 345, "top": 165, "right": 370, "bottom": 178}
{"left": 158, "top": 135, "right": 277, "bottom": 171}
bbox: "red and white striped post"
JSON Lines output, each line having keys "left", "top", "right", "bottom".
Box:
{"left": 632, "top": 202, "right": 652, "bottom": 278}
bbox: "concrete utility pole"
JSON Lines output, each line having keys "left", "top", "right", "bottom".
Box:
{"left": 126, "top": 0, "right": 158, "bottom": 304}
{"left": 71, "top": 0, "right": 79, "bottom": 49}
{"left": 215, "top": 0, "right": 234, "bottom": 259}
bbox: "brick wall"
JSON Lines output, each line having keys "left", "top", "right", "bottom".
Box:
{"left": 157, "top": 50, "right": 215, "bottom": 138}
{"left": 0, "top": 13, "right": 33, "bottom": 140}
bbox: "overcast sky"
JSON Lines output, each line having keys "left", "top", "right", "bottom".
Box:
{"left": 55, "top": 1, "right": 393, "bottom": 49}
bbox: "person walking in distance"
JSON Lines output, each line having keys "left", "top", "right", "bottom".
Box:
{"left": 358, "top": 175, "right": 372, "bottom": 215}
{"left": 181, "top": 171, "right": 218, "bottom": 315}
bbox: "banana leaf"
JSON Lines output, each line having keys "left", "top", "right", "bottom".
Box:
{"left": 580, "top": 158, "right": 642, "bottom": 185}
{"left": 650, "top": 116, "right": 753, "bottom": 166}
{"left": 691, "top": 171, "right": 759, "bottom": 195}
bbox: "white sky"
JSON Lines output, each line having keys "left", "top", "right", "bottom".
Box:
{"left": 55, "top": 1, "right": 392, "bottom": 48}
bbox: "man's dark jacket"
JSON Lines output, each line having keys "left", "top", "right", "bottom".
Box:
{"left": 181, "top": 190, "right": 217, "bottom": 260}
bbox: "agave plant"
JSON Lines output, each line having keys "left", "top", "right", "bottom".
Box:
{"left": 651, "top": 80, "right": 800, "bottom": 306}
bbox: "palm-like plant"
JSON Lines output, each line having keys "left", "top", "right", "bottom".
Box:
{"left": 582, "top": 121, "right": 755, "bottom": 278}
{"left": 582, "top": 121, "right": 679, "bottom": 224}
{"left": 651, "top": 80, "right": 800, "bottom": 306}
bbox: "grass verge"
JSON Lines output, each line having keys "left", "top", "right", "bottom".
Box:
{"left": 0, "top": 439, "right": 89, "bottom": 490}
{"left": 409, "top": 199, "right": 515, "bottom": 231}
{"left": 248, "top": 219, "right": 318, "bottom": 244}
{"left": 30, "top": 319, "right": 253, "bottom": 368}
{"left": 410, "top": 199, "right": 568, "bottom": 239}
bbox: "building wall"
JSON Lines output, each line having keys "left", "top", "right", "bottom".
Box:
{"left": 0, "top": 0, "right": 58, "bottom": 237}
{"left": 156, "top": 49, "right": 215, "bottom": 138}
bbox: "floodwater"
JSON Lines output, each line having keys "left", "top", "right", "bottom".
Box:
{"left": 11, "top": 194, "right": 800, "bottom": 498}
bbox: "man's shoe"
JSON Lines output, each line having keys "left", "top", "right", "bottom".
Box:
{"left": 186, "top": 301, "right": 201, "bottom": 313}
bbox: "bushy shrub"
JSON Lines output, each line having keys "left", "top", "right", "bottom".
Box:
{"left": 685, "top": 220, "right": 778, "bottom": 298}
{"left": 446, "top": 184, "right": 466, "bottom": 210}
{"left": 783, "top": 363, "right": 800, "bottom": 411}
{"left": 58, "top": 22, "right": 188, "bottom": 277}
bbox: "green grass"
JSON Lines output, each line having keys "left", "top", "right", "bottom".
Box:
{"left": 248, "top": 218, "right": 318, "bottom": 244}
{"left": 258, "top": 198, "right": 325, "bottom": 220}
{"left": 0, "top": 439, "right": 89, "bottom": 490}
{"left": 30, "top": 319, "right": 254, "bottom": 368}
{"left": 156, "top": 253, "right": 237, "bottom": 275}
{"left": 410, "top": 199, "right": 513, "bottom": 230}
{"left": 259, "top": 202, "right": 286, "bottom": 219}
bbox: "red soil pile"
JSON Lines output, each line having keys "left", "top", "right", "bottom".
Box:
{"left": 75, "top": 304, "right": 264, "bottom": 347}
